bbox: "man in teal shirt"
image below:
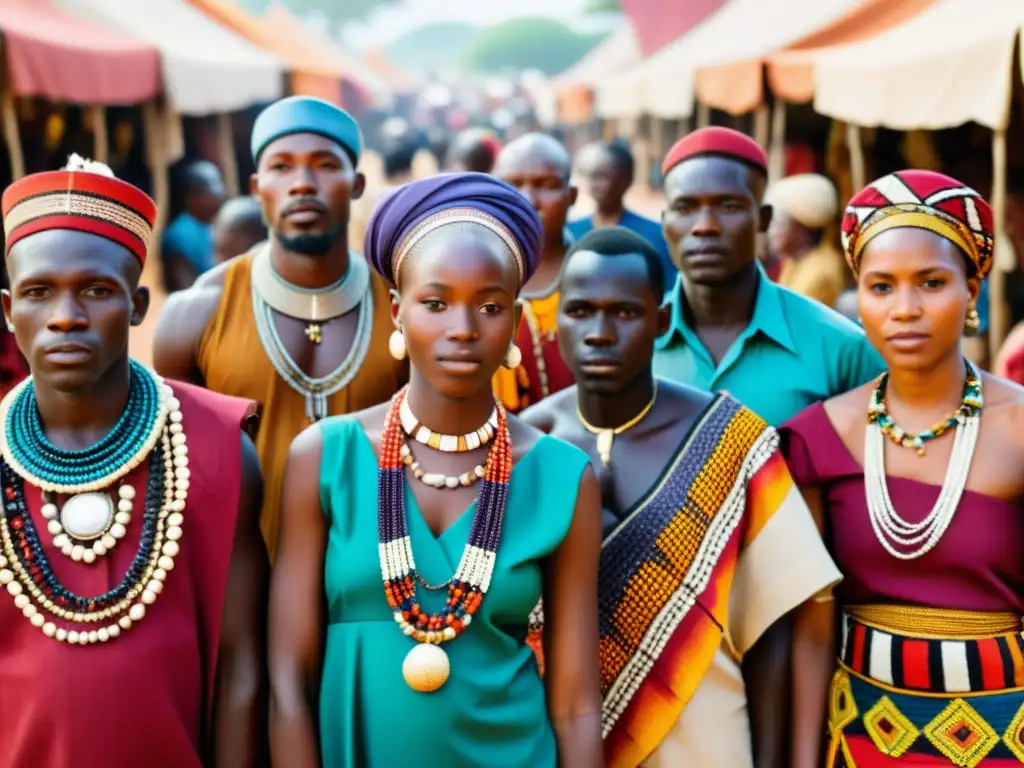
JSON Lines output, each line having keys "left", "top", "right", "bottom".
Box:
{"left": 653, "top": 127, "right": 883, "bottom": 426}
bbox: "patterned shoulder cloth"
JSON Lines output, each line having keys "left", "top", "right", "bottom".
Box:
{"left": 599, "top": 394, "right": 788, "bottom": 766}
{"left": 526, "top": 393, "right": 838, "bottom": 768}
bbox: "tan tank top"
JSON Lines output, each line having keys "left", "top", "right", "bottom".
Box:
{"left": 197, "top": 253, "right": 406, "bottom": 558}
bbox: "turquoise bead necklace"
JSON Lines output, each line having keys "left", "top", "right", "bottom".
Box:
{"left": 4, "top": 360, "right": 162, "bottom": 489}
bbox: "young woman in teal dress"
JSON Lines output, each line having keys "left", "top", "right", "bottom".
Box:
{"left": 268, "top": 173, "right": 604, "bottom": 767}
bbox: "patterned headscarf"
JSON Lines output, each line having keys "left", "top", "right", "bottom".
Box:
{"left": 364, "top": 172, "right": 542, "bottom": 289}
{"left": 841, "top": 170, "right": 994, "bottom": 278}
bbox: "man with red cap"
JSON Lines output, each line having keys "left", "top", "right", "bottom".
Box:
{"left": 0, "top": 156, "right": 267, "bottom": 768}
{"left": 654, "top": 127, "right": 883, "bottom": 427}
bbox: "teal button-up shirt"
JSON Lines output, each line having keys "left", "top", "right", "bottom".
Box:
{"left": 653, "top": 271, "right": 884, "bottom": 425}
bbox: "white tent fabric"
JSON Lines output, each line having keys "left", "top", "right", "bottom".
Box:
{"left": 813, "top": 0, "right": 1024, "bottom": 130}
{"left": 555, "top": 24, "right": 640, "bottom": 89}
{"left": 596, "top": 0, "right": 863, "bottom": 120}
{"left": 52, "top": 0, "right": 285, "bottom": 114}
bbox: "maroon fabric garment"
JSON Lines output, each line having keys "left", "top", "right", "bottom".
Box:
{"left": 779, "top": 401, "right": 1024, "bottom": 612}
{"left": 512, "top": 319, "right": 574, "bottom": 414}
{"left": 0, "top": 381, "right": 254, "bottom": 768}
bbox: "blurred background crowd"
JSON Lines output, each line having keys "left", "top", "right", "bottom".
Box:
{"left": 1, "top": 0, "right": 1023, "bottom": 381}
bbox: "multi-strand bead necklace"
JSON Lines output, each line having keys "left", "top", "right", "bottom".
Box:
{"left": 864, "top": 360, "right": 982, "bottom": 560}
{"left": 378, "top": 387, "right": 511, "bottom": 692}
{"left": 0, "top": 362, "right": 189, "bottom": 643}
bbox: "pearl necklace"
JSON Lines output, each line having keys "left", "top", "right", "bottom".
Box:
{"left": 399, "top": 396, "right": 496, "bottom": 453}
{"left": 864, "top": 362, "right": 982, "bottom": 560}
{"left": 0, "top": 365, "right": 172, "bottom": 565}
{"left": 0, "top": 388, "right": 189, "bottom": 644}
{"left": 399, "top": 441, "right": 485, "bottom": 489}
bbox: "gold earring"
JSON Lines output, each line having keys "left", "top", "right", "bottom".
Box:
{"left": 503, "top": 343, "right": 523, "bottom": 369}
{"left": 388, "top": 329, "right": 407, "bottom": 360}
{"left": 964, "top": 303, "right": 981, "bottom": 336}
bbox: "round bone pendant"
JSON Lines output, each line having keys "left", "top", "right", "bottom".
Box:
{"left": 60, "top": 492, "right": 114, "bottom": 541}
{"left": 402, "top": 643, "right": 450, "bottom": 692}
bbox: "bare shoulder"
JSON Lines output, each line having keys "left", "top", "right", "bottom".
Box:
{"left": 519, "top": 386, "right": 577, "bottom": 435}
{"left": 343, "top": 401, "right": 391, "bottom": 456}
{"left": 507, "top": 413, "right": 547, "bottom": 463}
{"left": 288, "top": 420, "right": 326, "bottom": 462}
{"left": 981, "top": 372, "right": 1024, "bottom": 434}
{"left": 151, "top": 259, "right": 234, "bottom": 378}
{"left": 821, "top": 381, "right": 875, "bottom": 435}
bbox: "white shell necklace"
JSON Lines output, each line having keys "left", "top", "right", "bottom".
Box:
{"left": 864, "top": 362, "right": 982, "bottom": 560}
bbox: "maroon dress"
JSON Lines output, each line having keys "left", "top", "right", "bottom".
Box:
{"left": 0, "top": 381, "right": 255, "bottom": 768}
{"left": 778, "top": 401, "right": 1024, "bottom": 612}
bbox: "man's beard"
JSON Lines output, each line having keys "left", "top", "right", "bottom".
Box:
{"left": 274, "top": 224, "right": 346, "bottom": 257}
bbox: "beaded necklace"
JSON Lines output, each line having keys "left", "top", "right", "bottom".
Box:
{"left": 868, "top": 360, "right": 983, "bottom": 456}
{"left": 0, "top": 373, "right": 190, "bottom": 644}
{"left": 864, "top": 360, "right": 983, "bottom": 560}
{"left": 378, "top": 387, "right": 511, "bottom": 693}
{"left": 0, "top": 361, "right": 171, "bottom": 565}
{"left": 2, "top": 359, "right": 164, "bottom": 489}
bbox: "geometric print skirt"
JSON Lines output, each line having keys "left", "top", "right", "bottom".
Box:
{"left": 827, "top": 609, "right": 1024, "bottom": 766}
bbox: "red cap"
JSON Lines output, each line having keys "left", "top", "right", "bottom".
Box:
{"left": 2, "top": 169, "right": 157, "bottom": 265}
{"left": 662, "top": 127, "right": 768, "bottom": 177}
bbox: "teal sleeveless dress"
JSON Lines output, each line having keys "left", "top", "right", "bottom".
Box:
{"left": 317, "top": 417, "right": 589, "bottom": 767}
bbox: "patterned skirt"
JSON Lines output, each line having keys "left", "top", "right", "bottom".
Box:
{"left": 828, "top": 609, "right": 1024, "bottom": 766}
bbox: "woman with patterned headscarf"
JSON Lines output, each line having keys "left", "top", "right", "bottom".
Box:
{"left": 269, "top": 173, "right": 603, "bottom": 768}
{"left": 780, "top": 171, "right": 1024, "bottom": 767}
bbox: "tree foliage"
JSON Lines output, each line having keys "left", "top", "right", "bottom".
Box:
{"left": 585, "top": 0, "right": 622, "bottom": 11}
{"left": 233, "top": 0, "right": 399, "bottom": 23}
{"left": 458, "top": 18, "right": 606, "bottom": 75}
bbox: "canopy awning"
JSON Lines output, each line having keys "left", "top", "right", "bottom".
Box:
{"left": 52, "top": 0, "right": 284, "bottom": 115}
{"left": 596, "top": 0, "right": 864, "bottom": 120}
{"left": 0, "top": 0, "right": 160, "bottom": 104}
{"left": 260, "top": 4, "right": 392, "bottom": 105}
{"left": 555, "top": 24, "right": 641, "bottom": 90}
{"left": 186, "top": 0, "right": 350, "bottom": 105}
{"left": 622, "top": 0, "right": 730, "bottom": 56}
{"left": 694, "top": 0, "right": 937, "bottom": 113}
{"left": 813, "top": 0, "right": 1024, "bottom": 130}
{"left": 554, "top": 24, "right": 639, "bottom": 124}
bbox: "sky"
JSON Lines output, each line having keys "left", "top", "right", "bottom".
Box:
{"left": 337, "top": 0, "right": 620, "bottom": 47}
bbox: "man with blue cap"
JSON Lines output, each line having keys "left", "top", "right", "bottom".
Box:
{"left": 153, "top": 96, "right": 406, "bottom": 559}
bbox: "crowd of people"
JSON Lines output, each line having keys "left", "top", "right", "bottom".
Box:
{"left": 0, "top": 92, "right": 1021, "bottom": 768}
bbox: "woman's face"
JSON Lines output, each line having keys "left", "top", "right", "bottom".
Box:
{"left": 393, "top": 226, "right": 521, "bottom": 399}
{"left": 857, "top": 227, "right": 980, "bottom": 371}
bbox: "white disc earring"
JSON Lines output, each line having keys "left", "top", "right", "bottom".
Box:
{"left": 389, "top": 329, "right": 407, "bottom": 361}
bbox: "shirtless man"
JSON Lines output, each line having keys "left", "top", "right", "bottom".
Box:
{"left": 152, "top": 96, "right": 405, "bottom": 557}
{"left": 524, "top": 227, "right": 839, "bottom": 768}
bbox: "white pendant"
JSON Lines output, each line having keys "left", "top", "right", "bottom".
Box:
{"left": 403, "top": 643, "right": 450, "bottom": 692}
{"left": 60, "top": 493, "right": 114, "bottom": 541}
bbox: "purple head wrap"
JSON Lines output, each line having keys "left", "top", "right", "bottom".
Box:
{"left": 364, "top": 172, "right": 542, "bottom": 288}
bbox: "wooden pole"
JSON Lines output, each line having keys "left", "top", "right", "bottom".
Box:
{"left": 768, "top": 100, "right": 787, "bottom": 182}
{"left": 753, "top": 104, "right": 770, "bottom": 151}
{"left": 990, "top": 128, "right": 1009, "bottom": 360}
{"left": 216, "top": 112, "right": 240, "bottom": 198}
{"left": 696, "top": 102, "right": 710, "bottom": 129}
{"left": 846, "top": 123, "right": 866, "bottom": 194}
{"left": 87, "top": 106, "right": 109, "bottom": 164}
{"left": 142, "top": 101, "right": 172, "bottom": 278}
{"left": 0, "top": 75, "right": 25, "bottom": 181}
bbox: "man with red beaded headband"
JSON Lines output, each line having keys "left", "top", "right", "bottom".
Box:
{"left": 0, "top": 156, "right": 267, "bottom": 768}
